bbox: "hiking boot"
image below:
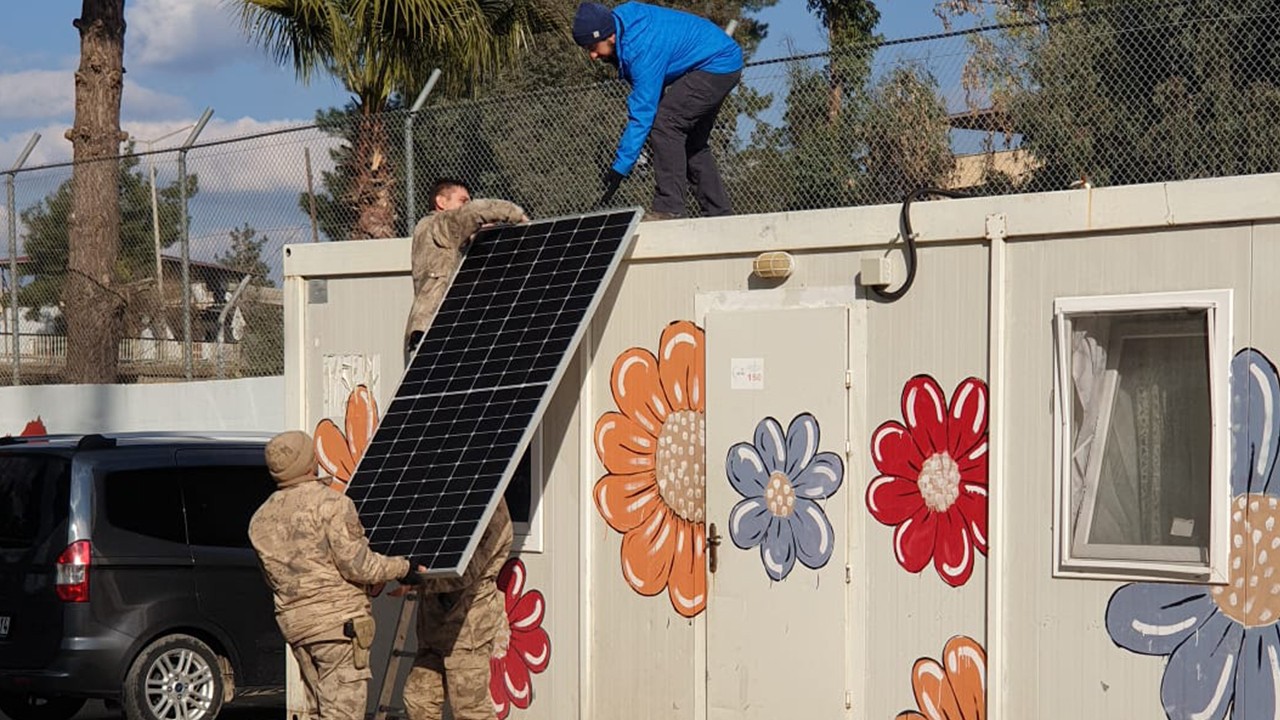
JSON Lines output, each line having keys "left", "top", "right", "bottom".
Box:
{"left": 641, "top": 210, "right": 679, "bottom": 222}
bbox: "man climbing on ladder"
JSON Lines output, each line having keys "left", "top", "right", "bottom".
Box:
{"left": 393, "top": 502, "right": 514, "bottom": 720}
{"left": 403, "top": 178, "right": 529, "bottom": 358}
{"left": 389, "top": 177, "right": 522, "bottom": 719}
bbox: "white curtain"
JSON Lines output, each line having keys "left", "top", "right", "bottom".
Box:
{"left": 1069, "top": 317, "right": 1209, "bottom": 551}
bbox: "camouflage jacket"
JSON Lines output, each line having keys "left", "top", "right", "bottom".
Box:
{"left": 403, "top": 199, "right": 527, "bottom": 346}
{"left": 249, "top": 480, "right": 410, "bottom": 644}
{"left": 416, "top": 499, "right": 514, "bottom": 654}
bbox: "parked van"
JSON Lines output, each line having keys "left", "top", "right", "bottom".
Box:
{"left": 0, "top": 433, "right": 285, "bottom": 720}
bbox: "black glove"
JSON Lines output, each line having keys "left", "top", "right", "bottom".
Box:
{"left": 598, "top": 169, "right": 625, "bottom": 207}
{"left": 602, "top": 168, "right": 625, "bottom": 192}
{"left": 405, "top": 330, "right": 424, "bottom": 357}
{"left": 400, "top": 567, "right": 425, "bottom": 585}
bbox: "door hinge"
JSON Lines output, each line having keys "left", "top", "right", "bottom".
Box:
{"left": 845, "top": 690, "right": 853, "bottom": 710}
{"left": 844, "top": 439, "right": 852, "bottom": 461}
{"left": 845, "top": 369, "right": 853, "bottom": 389}
{"left": 845, "top": 564, "right": 852, "bottom": 584}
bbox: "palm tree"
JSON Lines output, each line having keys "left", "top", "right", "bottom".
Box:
{"left": 235, "top": 0, "right": 537, "bottom": 239}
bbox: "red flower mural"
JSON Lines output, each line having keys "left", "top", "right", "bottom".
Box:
{"left": 490, "top": 558, "right": 550, "bottom": 719}
{"left": 866, "top": 375, "right": 988, "bottom": 587}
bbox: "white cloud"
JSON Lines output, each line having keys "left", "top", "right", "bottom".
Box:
{"left": 122, "top": 83, "right": 191, "bottom": 121}
{"left": 0, "top": 122, "right": 74, "bottom": 169}
{"left": 0, "top": 71, "right": 74, "bottom": 120}
{"left": 0, "top": 68, "right": 189, "bottom": 126}
{"left": 126, "top": 0, "right": 249, "bottom": 72}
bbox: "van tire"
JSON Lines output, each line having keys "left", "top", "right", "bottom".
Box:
{"left": 0, "top": 694, "right": 84, "bottom": 720}
{"left": 122, "top": 634, "right": 225, "bottom": 720}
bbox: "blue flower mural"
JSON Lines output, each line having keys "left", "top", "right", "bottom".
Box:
{"left": 725, "top": 413, "right": 844, "bottom": 581}
{"left": 1106, "top": 348, "right": 1280, "bottom": 719}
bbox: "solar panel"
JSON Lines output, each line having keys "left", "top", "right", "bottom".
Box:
{"left": 346, "top": 208, "right": 642, "bottom": 576}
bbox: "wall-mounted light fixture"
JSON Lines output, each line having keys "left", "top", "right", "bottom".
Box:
{"left": 752, "top": 251, "right": 796, "bottom": 280}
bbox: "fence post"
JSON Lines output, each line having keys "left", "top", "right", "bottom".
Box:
{"left": 405, "top": 69, "right": 442, "bottom": 231}
{"left": 6, "top": 133, "right": 40, "bottom": 386}
{"left": 179, "top": 108, "right": 213, "bottom": 381}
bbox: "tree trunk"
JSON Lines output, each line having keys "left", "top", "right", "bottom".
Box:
{"left": 63, "top": 0, "right": 127, "bottom": 383}
{"left": 350, "top": 110, "right": 397, "bottom": 240}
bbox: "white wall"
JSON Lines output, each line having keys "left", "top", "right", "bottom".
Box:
{"left": 0, "top": 376, "right": 284, "bottom": 435}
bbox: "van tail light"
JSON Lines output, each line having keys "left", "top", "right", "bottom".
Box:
{"left": 55, "top": 540, "right": 91, "bottom": 603}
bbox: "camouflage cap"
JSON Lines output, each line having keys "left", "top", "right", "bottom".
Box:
{"left": 265, "top": 430, "right": 319, "bottom": 487}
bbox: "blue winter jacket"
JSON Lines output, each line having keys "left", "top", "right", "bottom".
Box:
{"left": 609, "top": 2, "right": 744, "bottom": 176}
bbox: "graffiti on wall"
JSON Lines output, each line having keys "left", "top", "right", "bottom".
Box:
{"left": 895, "top": 635, "right": 987, "bottom": 720}
{"left": 1105, "top": 348, "right": 1280, "bottom": 720}
{"left": 592, "top": 320, "right": 708, "bottom": 617}
{"left": 866, "top": 375, "right": 989, "bottom": 587}
{"left": 725, "top": 413, "right": 845, "bottom": 581}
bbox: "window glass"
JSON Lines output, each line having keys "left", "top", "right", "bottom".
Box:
{"left": 0, "top": 455, "right": 70, "bottom": 548}
{"left": 505, "top": 449, "right": 533, "bottom": 525}
{"left": 1065, "top": 309, "right": 1213, "bottom": 564}
{"left": 181, "top": 466, "right": 276, "bottom": 548}
{"left": 104, "top": 469, "right": 187, "bottom": 544}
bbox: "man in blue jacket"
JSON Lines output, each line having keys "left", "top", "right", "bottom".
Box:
{"left": 573, "top": 1, "right": 743, "bottom": 219}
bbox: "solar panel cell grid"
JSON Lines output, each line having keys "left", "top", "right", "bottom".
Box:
{"left": 345, "top": 208, "right": 641, "bottom": 576}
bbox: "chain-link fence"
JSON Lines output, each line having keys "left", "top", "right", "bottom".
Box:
{"left": 3, "top": 1, "right": 1276, "bottom": 384}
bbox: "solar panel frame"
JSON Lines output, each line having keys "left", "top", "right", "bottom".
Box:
{"left": 346, "top": 207, "right": 643, "bottom": 577}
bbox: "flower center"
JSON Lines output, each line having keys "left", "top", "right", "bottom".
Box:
{"left": 1213, "top": 493, "right": 1280, "bottom": 627}
{"left": 764, "top": 471, "right": 796, "bottom": 518}
{"left": 918, "top": 451, "right": 961, "bottom": 512}
{"left": 655, "top": 409, "right": 705, "bottom": 523}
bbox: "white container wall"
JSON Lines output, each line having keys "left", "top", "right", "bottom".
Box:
{"left": 284, "top": 172, "right": 1280, "bottom": 719}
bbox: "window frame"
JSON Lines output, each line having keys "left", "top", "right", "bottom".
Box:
{"left": 510, "top": 430, "right": 545, "bottom": 553}
{"left": 1052, "top": 289, "right": 1232, "bottom": 583}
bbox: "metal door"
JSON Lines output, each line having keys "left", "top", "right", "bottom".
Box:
{"left": 705, "top": 306, "right": 851, "bottom": 720}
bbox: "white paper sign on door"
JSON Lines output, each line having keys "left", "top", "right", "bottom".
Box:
{"left": 731, "top": 357, "right": 765, "bottom": 390}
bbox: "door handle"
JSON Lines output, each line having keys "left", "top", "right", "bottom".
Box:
{"left": 707, "top": 522, "right": 722, "bottom": 574}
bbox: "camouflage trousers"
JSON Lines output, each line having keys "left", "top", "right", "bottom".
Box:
{"left": 402, "top": 642, "right": 494, "bottom": 720}
{"left": 292, "top": 634, "right": 371, "bottom": 720}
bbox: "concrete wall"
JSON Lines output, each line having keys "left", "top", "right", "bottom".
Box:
{"left": 0, "top": 376, "right": 284, "bottom": 436}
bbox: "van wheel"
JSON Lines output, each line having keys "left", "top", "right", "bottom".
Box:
{"left": 122, "top": 634, "right": 224, "bottom": 720}
{"left": 0, "top": 694, "right": 85, "bottom": 720}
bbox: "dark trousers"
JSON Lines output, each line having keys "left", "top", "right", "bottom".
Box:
{"left": 650, "top": 69, "right": 741, "bottom": 217}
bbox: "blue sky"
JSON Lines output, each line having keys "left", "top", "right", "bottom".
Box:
{"left": 0, "top": 0, "right": 956, "bottom": 169}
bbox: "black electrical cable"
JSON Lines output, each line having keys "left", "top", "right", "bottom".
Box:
{"left": 868, "top": 187, "right": 974, "bottom": 303}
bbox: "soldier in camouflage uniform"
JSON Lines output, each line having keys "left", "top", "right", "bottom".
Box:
{"left": 403, "top": 178, "right": 528, "bottom": 357}
{"left": 249, "top": 430, "right": 422, "bottom": 720}
{"left": 400, "top": 498, "right": 514, "bottom": 720}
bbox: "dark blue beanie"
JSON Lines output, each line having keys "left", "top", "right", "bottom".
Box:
{"left": 572, "top": 3, "right": 615, "bottom": 47}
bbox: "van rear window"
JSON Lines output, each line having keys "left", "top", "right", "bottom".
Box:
{"left": 0, "top": 455, "right": 71, "bottom": 548}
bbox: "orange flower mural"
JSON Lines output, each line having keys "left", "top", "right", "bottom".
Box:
{"left": 593, "top": 320, "right": 707, "bottom": 618}
{"left": 315, "top": 385, "right": 378, "bottom": 491}
{"left": 897, "top": 636, "right": 986, "bottom": 720}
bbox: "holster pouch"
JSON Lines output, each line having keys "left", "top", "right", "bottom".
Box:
{"left": 343, "top": 616, "right": 376, "bottom": 670}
